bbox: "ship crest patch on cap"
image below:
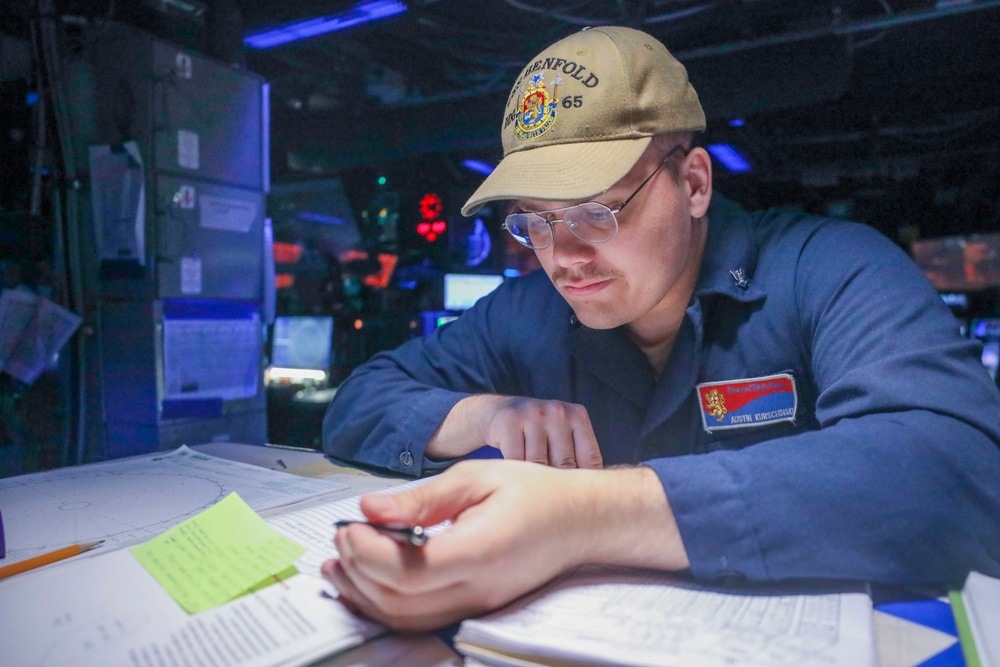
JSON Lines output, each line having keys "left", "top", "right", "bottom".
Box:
{"left": 514, "top": 73, "right": 560, "bottom": 141}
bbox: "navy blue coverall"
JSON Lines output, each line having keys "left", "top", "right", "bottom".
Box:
{"left": 323, "top": 203, "right": 1000, "bottom": 586}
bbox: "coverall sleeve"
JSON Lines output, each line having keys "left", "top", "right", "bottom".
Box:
{"left": 653, "top": 222, "right": 1000, "bottom": 586}
{"left": 322, "top": 283, "right": 522, "bottom": 476}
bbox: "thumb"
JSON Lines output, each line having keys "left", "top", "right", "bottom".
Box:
{"left": 358, "top": 492, "right": 404, "bottom": 524}
{"left": 360, "top": 463, "right": 492, "bottom": 527}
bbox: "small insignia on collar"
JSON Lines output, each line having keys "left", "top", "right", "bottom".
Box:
{"left": 730, "top": 268, "right": 749, "bottom": 289}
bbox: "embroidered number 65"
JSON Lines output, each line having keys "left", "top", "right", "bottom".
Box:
{"left": 561, "top": 95, "right": 583, "bottom": 109}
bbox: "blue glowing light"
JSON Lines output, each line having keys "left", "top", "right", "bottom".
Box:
{"left": 296, "top": 211, "right": 347, "bottom": 225}
{"left": 729, "top": 118, "right": 745, "bottom": 127}
{"left": 244, "top": 1, "right": 407, "bottom": 49}
{"left": 25, "top": 91, "right": 40, "bottom": 106}
{"left": 461, "top": 159, "right": 495, "bottom": 176}
{"left": 707, "top": 144, "right": 752, "bottom": 173}
{"left": 503, "top": 268, "right": 521, "bottom": 278}
{"left": 465, "top": 218, "right": 492, "bottom": 267}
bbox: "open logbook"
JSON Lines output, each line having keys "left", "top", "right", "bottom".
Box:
{"left": 455, "top": 565, "right": 875, "bottom": 667}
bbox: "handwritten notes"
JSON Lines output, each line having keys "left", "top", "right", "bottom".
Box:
{"left": 130, "top": 492, "right": 305, "bottom": 613}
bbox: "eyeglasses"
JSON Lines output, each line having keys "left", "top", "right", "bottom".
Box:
{"left": 501, "top": 145, "right": 688, "bottom": 250}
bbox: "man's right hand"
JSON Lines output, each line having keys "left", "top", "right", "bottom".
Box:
{"left": 323, "top": 459, "right": 687, "bottom": 631}
{"left": 426, "top": 394, "right": 604, "bottom": 469}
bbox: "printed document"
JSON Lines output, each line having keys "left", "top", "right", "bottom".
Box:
{"left": 0, "top": 546, "right": 383, "bottom": 667}
{"left": 0, "top": 478, "right": 415, "bottom": 666}
{"left": 267, "top": 477, "right": 443, "bottom": 578}
{"left": 456, "top": 565, "right": 875, "bottom": 667}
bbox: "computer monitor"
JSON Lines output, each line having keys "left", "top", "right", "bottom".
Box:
{"left": 911, "top": 234, "right": 1000, "bottom": 292}
{"left": 444, "top": 273, "right": 503, "bottom": 311}
{"left": 271, "top": 316, "right": 334, "bottom": 370}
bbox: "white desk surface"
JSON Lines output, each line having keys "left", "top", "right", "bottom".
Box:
{"left": 192, "top": 442, "right": 366, "bottom": 475}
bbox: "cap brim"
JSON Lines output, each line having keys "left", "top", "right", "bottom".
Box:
{"left": 461, "top": 137, "right": 652, "bottom": 216}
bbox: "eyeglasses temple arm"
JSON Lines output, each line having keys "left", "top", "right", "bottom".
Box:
{"left": 616, "top": 145, "right": 689, "bottom": 213}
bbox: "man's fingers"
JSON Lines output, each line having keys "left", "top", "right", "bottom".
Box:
{"left": 487, "top": 398, "right": 602, "bottom": 468}
{"left": 339, "top": 499, "right": 501, "bottom": 594}
{"left": 326, "top": 557, "right": 499, "bottom": 632}
{"left": 335, "top": 522, "right": 447, "bottom": 594}
{"left": 522, "top": 421, "right": 550, "bottom": 464}
{"left": 572, "top": 418, "right": 604, "bottom": 469}
{"left": 359, "top": 461, "right": 493, "bottom": 528}
{"left": 545, "top": 415, "right": 579, "bottom": 468}
{"left": 493, "top": 419, "right": 525, "bottom": 461}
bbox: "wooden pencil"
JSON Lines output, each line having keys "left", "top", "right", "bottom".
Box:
{"left": 0, "top": 540, "right": 105, "bottom": 580}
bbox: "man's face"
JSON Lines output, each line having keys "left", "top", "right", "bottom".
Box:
{"left": 517, "top": 146, "right": 709, "bottom": 333}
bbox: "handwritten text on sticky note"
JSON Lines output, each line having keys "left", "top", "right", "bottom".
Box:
{"left": 131, "top": 493, "right": 305, "bottom": 613}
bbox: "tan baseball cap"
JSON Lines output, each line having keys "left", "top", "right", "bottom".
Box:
{"left": 461, "top": 26, "right": 706, "bottom": 216}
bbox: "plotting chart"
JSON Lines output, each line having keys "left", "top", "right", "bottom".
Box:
{"left": 0, "top": 446, "right": 347, "bottom": 565}
{"left": 1, "top": 471, "right": 226, "bottom": 553}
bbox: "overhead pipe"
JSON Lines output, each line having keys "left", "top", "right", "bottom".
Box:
{"left": 676, "top": 0, "right": 1000, "bottom": 60}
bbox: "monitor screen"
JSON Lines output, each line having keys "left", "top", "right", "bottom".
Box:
{"left": 911, "top": 234, "right": 1000, "bottom": 292}
{"left": 271, "top": 316, "right": 334, "bottom": 370}
{"left": 444, "top": 273, "right": 503, "bottom": 311}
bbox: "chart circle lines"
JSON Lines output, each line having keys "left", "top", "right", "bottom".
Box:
{"left": 0, "top": 471, "right": 227, "bottom": 551}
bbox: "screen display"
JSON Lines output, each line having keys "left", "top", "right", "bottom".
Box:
{"left": 912, "top": 235, "right": 1000, "bottom": 292}
{"left": 271, "top": 316, "right": 334, "bottom": 370}
{"left": 444, "top": 274, "right": 503, "bottom": 311}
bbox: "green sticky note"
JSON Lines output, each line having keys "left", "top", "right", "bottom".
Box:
{"left": 131, "top": 493, "right": 306, "bottom": 614}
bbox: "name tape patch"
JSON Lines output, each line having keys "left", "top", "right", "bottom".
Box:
{"left": 697, "top": 373, "right": 797, "bottom": 433}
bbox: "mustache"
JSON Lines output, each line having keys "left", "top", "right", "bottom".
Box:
{"left": 550, "top": 267, "right": 622, "bottom": 284}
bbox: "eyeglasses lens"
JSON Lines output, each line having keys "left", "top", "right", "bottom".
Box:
{"left": 503, "top": 214, "right": 542, "bottom": 247}
{"left": 504, "top": 203, "right": 617, "bottom": 249}
{"left": 564, "top": 204, "right": 617, "bottom": 242}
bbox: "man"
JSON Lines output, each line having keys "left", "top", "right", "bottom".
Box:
{"left": 321, "top": 26, "right": 1000, "bottom": 630}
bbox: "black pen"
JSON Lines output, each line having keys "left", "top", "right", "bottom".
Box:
{"left": 333, "top": 520, "right": 429, "bottom": 547}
